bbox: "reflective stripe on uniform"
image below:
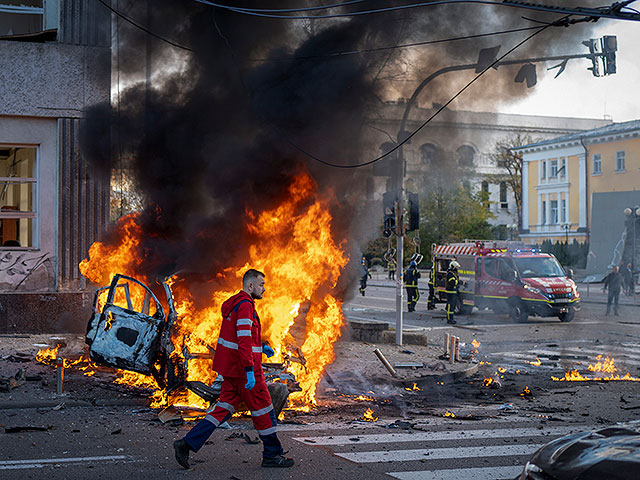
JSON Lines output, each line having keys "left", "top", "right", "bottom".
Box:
{"left": 237, "top": 330, "right": 252, "bottom": 337}
{"left": 257, "top": 426, "right": 277, "bottom": 435}
{"left": 218, "top": 338, "right": 238, "bottom": 350}
{"left": 236, "top": 318, "right": 252, "bottom": 326}
{"left": 251, "top": 404, "right": 274, "bottom": 417}
{"left": 204, "top": 415, "right": 220, "bottom": 426}
{"left": 252, "top": 346, "right": 262, "bottom": 353}
{"left": 216, "top": 401, "right": 235, "bottom": 414}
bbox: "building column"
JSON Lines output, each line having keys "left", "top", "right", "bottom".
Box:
{"left": 578, "top": 152, "right": 587, "bottom": 229}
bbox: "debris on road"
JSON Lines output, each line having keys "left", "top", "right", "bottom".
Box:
{"left": 0, "top": 368, "right": 25, "bottom": 392}
{"left": 373, "top": 348, "right": 397, "bottom": 377}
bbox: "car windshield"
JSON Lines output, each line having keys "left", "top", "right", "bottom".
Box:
{"left": 513, "top": 256, "right": 565, "bottom": 278}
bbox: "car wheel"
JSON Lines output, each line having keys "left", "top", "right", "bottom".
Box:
{"left": 509, "top": 302, "right": 528, "bottom": 323}
{"left": 558, "top": 306, "right": 575, "bottom": 322}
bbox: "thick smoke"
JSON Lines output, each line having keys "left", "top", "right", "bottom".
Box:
{"left": 81, "top": 1, "right": 605, "bottom": 305}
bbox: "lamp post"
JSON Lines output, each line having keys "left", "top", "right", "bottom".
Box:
{"left": 562, "top": 224, "right": 570, "bottom": 244}
{"left": 623, "top": 206, "right": 640, "bottom": 273}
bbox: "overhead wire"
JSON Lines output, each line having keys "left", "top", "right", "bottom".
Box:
{"left": 192, "top": 0, "right": 370, "bottom": 13}
{"left": 282, "top": 18, "right": 564, "bottom": 168}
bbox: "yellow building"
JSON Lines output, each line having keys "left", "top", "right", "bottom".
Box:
{"left": 517, "top": 120, "right": 640, "bottom": 244}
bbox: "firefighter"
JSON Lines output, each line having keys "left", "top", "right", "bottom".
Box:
{"left": 427, "top": 257, "right": 436, "bottom": 310}
{"left": 359, "top": 257, "right": 372, "bottom": 296}
{"left": 404, "top": 260, "right": 421, "bottom": 312}
{"left": 388, "top": 257, "right": 397, "bottom": 281}
{"left": 173, "top": 269, "right": 294, "bottom": 469}
{"left": 445, "top": 260, "right": 460, "bottom": 324}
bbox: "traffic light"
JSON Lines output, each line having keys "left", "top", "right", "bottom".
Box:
{"left": 601, "top": 35, "right": 617, "bottom": 75}
{"left": 407, "top": 192, "right": 419, "bottom": 232}
{"left": 582, "top": 38, "right": 601, "bottom": 77}
{"left": 382, "top": 192, "right": 396, "bottom": 238}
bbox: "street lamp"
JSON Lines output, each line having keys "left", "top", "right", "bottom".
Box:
{"left": 623, "top": 206, "right": 640, "bottom": 273}
{"left": 562, "top": 224, "right": 570, "bottom": 244}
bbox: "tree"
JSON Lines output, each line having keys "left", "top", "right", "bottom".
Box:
{"left": 487, "top": 133, "right": 539, "bottom": 228}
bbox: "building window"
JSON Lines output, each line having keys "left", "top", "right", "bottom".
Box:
{"left": 550, "top": 159, "right": 558, "bottom": 179}
{"left": 561, "top": 198, "right": 567, "bottom": 223}
{"left": 559, "top": 157, "right": 566, "bottom": 178}
{"left": 592, "top": 154, "right": 602, "bottom": 174}
{"left": 541, "top": 160, "right": 546, "bottom": 180}
{"left": 0, "top": 146, "right": 37, "bottom": 248}
{"left": 541, "top": 200, "right": 547, "bottom": 225}
{"left": 499, "top": 181, "right": 508, "bottom": 209}
{"left": 481, "top": 181, "right": 490, "bottom": 210}
{"left": 550, "top": 200, "right": 558, "bottom": 225}
{"left": 616, "top": 151, "right": 625, "bottom": 171}
{"left": 457, "top": 145, "right": 475, "bottom": 167}
{"left": 419, "top": 143, "right": 441, "bottom": 166}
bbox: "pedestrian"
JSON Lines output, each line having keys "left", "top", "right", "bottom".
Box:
{"left": 404, "top": 260, "right": 421, "bottom": 312}
{"left": 388, "top": 257, "right": 397, "bottom": 281}
{"left": 359, "top": 257, "right": 372, "bottom": 296}
{"left": 622, "top": 263, "right": 634, "bottom": 296}
{"left": 173, "top": 269, "right": 294, "bottom": 469}
{"left": 427, "top": 257, "right": 436, "bottom": 310}
{"left": 445, "top": 260, "right": 460, "bottom": 324}
{"left": 602, "top": 265, "right": 622, "bottom": 316}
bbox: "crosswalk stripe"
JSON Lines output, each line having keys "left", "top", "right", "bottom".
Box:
{"left": 294, "top": 426, "right": 580, "bottom": 446}
{"left": 387, "top": 465, "right": 523, "bottom": 480}
{"left": 336, "top": 444, "right": 540, "bottom": 463}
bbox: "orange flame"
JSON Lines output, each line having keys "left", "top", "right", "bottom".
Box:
{"left": 483, "top": 377, "right": 494, "bottom": 387}
{"left": 552, "top": 354, "right": 640, "bottom": 382}
{"left": 528, "top": 358, "right": 542, "bottom": 366}
{"left": 362, "top": 408, "right": 378, "bottom": 421}
{"left": 79, "top": 172, "right": 348, "bottom": 409}
{"left": 404, "top": 382, "right": 422, "bottom": 391}
{"left": 443, "top": 411, "right": 456, "bottom": 418}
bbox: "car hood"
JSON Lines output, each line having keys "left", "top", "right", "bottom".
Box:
{"left": 527, "top": 422, "right": 640, "bottom": 480}
{"left": 523, "top": 277, "right": 575, "bottom": 294}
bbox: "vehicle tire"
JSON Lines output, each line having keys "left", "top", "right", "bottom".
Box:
{"left": 558, "top": 306, "right": 575, "bottom": 322}
{"left": 509, "top": 302, "right": 529, "bottom": 323}
{"left": 456, "top": 298, "right": 473, "bottom": 315}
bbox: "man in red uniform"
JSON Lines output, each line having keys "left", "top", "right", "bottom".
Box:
{"left": 173, "top": 269, "right": 294, "bottom": 469}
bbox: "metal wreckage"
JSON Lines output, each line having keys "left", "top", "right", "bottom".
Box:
{"left": 85, "top": 274, "right": 295, "bottom": 414}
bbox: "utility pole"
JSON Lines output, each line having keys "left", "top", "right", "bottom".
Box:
{"left": 394, "top": 147, "right": 404, "bottom": 345}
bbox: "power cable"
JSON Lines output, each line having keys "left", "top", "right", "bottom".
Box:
{"left": 249, "top": 24, "right": 543, "bottom": 62}
{"left": 283, "top": 19, "right": 563, "bottom": 168}
{"left": 95, "top": 0, "right": 193, "bottom": 51}
{"left": 192, "top": 0, "right": 369, "bottom": 12}
{"left": 192, "top": 0, "right": 640, "bottom": 21}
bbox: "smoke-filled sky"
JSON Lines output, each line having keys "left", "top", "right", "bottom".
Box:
{"left": 82, "top": 0, "right": 627, "bottom": 296}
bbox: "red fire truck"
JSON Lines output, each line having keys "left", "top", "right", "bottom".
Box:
{"left": 431, "top": 241, "right": 580, "bottom": 322}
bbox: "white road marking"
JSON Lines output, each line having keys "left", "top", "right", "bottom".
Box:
{"left": 335, "top": 444, "right": 540, "bottom": 463}
{"left": 293, "top": 426, "right": 581, "bottom": 445}
{"left": 0, "top": 455, "right": 132, "bottom": 470}
{"left": 387, "top": 465, "right": 523, "bottom": 480}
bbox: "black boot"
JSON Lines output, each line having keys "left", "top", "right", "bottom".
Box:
{"left": 262, "top": 455, "right": 295, "bottom": 468}
{"left": 173, "top": 439, "right": 191, "bottom": 469}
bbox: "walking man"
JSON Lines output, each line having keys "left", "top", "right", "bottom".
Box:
{"left": 173, "top": 269, "right": 294, "bottom": 469}
{"left": 445, "top": 261, "right": 460, "bottom": 324}
{"left": 622, "top": 263, "right": 634, "bottom": 296}
{"left": 603, "top": 265, "right": 623, "bottom": 316}
{"left": 359, "top": 257, "right": 372, "bottom": 296}
{"left": 427, "top": 257, "right": 436, "bottom": 310}
{"left": 404, "top": 260, "right": 421, "bottom": 312}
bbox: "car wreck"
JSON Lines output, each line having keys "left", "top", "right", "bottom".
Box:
{"left": 85, "top": 273, "right": 292, "bottom": 413}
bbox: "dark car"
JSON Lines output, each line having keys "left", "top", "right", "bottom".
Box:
{"left": 520, "top": 421, "right": 640, "bottom": 480}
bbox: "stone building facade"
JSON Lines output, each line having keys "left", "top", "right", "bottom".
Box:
{"left": 0, "top": 1, "right": 110, "bottom": 331}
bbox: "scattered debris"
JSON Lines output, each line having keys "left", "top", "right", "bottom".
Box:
{"left": 0, "top": 368, "right": 26, "bottom": 392}
{"left": 394, "top": 362, "right": 424, "bottom": 369}
{"left": 498, "top": 403, "right": 518, "bottom": 413}
{"left": 373, "top": 349, "right": 397, "bottom": 377}
{"left": 52, "top": 402, "right": 66, "bottom": 411}
{"left": 5, "top": 425, "right": 55, "bottom": 433}
{"left": 2, "top": 353, "right": 31, "bottom": 363}
{"left": 385, "top": 420, "right": 414, "bottom": 429}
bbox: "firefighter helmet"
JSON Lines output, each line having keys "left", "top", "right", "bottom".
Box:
{"left": 449, "top": 260, "right": 460, "bottom": 270}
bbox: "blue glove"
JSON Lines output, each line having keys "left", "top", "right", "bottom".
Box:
{"left": 262, "top": 344, "right": 275, "bottom": 358}
{"left": 244, "top": 370, "right": 255, "bottom": 390}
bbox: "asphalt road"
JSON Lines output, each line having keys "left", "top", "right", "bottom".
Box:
{"left": 1, "top": 282, "right": 639, "bottom": 479}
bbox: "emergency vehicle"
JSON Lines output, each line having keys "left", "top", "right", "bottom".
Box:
{"left": 431, "top": 241, "right": 580, "bottom": 322}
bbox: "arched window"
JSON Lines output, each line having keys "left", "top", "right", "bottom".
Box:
{"left": 500, "top": 181, "right": 508, "bottom": 209}
{"left": 419, "top": 143, "right": 441, "bottom": 166}
{"left": 457, "top": 145, "right": 475, "bottom": 166}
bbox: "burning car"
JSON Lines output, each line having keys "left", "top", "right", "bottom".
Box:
{"left": 85, "top": 273, "right": 291, "bottom": 412}
{"left": 520, "top": 421, "right": 640, "bottom": 480}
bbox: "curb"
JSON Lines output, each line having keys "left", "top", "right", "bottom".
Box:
{"left": 0, "top": 397, "right": 149, "bottom": 410}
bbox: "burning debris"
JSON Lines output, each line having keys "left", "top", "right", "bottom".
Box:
{"left": 361, "top": 408, "right": 378, "bottom": 422}
{"left": 552, "top": 354, "right": 640, "bottom": 382}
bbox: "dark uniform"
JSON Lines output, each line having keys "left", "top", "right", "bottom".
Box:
{"left": 359, "top": 262, "right": 372, "bottom": 296}
{"left": 445, "top": 266, "right": 459, "bottom": 324}
{"left": 404, "top": 262, "right": 421, "bottom": 312}
{"left": 603, "top": 267, "right": 623, "bottom": 316}
{"left": 427, "top": 259, "right": 436, "bottom": 310}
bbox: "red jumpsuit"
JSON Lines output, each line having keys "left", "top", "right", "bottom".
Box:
{"left": 183, "top": 291, "right": 282, "bottom": 458}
